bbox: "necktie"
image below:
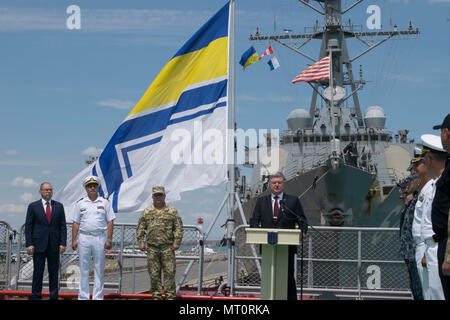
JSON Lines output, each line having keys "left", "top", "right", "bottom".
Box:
{"left": 46, "top": 202, "right": 51, "bottom": 224}
{"left": 273, "top": 196, "right": 279, "bottom": 223}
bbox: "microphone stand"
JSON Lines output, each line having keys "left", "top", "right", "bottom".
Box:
{"left": 279, "top": 201, "right": 307, "bottom": 301}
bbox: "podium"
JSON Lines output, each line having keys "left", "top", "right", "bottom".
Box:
{"left": 245, "top": 228, "right": 302, "bottom": 300}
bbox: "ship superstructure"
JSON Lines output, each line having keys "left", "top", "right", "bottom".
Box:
{"left": 237, "top": 0, "right": 419, "bottom": 228}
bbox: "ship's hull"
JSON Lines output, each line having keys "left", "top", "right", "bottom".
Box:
{"left": 235, "top": 160, "right": 407, "bottom": 292}
{"left": 239, "top": 159, "right": 403, "bottom": 228}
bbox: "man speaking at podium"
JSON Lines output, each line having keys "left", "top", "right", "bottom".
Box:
{"left": 249, "top": 172, "right": 308, "bottom": 300}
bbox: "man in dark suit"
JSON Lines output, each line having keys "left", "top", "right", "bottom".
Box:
{"left": 250, "top": 172, "right": 308, "bottom": 300}
{"left": 25, "top": 182, "right": 67, "bottom": 300}
{"left": 431, "top": 114, "right": 450, "bottom": 299}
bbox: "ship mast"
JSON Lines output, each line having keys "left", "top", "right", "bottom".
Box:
{"left": 227, "top": 0, "right": 237, "bottom": 294}
{"left": 249, "top": 0, "right": 419, "bottom": 130}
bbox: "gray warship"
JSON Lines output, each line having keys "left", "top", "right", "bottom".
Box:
{"left": 236, "top": 0, "right": 420, "bottom": 229}
{"left": 222, "top": 0, "right": 421, "bottom": 297}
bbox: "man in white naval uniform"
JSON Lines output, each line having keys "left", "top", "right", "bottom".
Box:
{"left": 72, "top": 176, "right": 115, "bottom": 300}
{"left": 412, "top": 156, "right": 444, "bottom": 300}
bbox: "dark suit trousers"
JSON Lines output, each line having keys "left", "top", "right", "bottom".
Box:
{"left": 32, "top": 247, "right": 60, "bottom": 300}
{"left": 437, "top": 240, "right": 450, "bottom": 300}
{"left": 287, "top": 246, "right": 297, "bottom": 300}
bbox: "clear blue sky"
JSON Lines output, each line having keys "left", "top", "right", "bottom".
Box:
{"left": 0, "top": 0, "right": 449, "bottom": 238}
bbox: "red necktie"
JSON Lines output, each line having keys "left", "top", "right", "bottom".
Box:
{"left": 273, "top": 196, "right": 279, "bottom": 223}
{"left": 46, "top": 202, "right": 51, "bottom": 223}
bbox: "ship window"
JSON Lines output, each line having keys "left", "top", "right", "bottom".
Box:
{"left": 341, "top": 136, "right": 349, "bottom": 141}
{"left": 293, "top": 137, "right": 300, "bottom": 143}
{"left": 322, "top": 136, "right": 330, "bottom": 142}
{"left": 363, "top": 135, "right": 368, "bottom": 141}
{"left": 357, "top": 135, "right": 362, "bottom": 141}
{"left": 381, "top": 135, "right": 387, "bottom": 141}
{"left": 303, "top": 137, "right": 308, "bottom": 142}
{"left": 383, "top": 185, "right": 394, "bottom": 195}
{"left": 309, "top": 137, "right": 314, "bottom": 142}
{"left": 370, "top": 135, "right": 379, "bottom": 141}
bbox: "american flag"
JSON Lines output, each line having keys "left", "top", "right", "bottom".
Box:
{"left": 292, "top": 56, "right": 330, "bottom": 83}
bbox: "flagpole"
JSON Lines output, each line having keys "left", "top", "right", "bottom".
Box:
{"left": 226, "top": 0, "right": 236, "bottom": 294}
{"left": 329, "top": 50, "right": 336, "bottom": 147}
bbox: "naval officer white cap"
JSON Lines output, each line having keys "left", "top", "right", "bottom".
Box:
{"left": 420, "top": 134, "right": 445, "bottom": 155}
{"left": 83, "top": 175, "right": 99, "bottom": 187}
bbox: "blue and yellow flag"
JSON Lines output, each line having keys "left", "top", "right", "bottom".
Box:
{"left": 55, "top": 2, "right": 230, "bottom": 213}
{"left": 239, "top": 46, "right": 259, "bottom": 70}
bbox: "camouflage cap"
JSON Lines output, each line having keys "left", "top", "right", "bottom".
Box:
{"left": 152, "top": 186, "right": 165, "bottom": 195}
{"left": 396, "top": 172, "right": 417, "bottom": 188}
{"left": 407, "top": 156, "right": 423, "bottom": 171}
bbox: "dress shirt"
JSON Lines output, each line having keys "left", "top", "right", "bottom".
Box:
{"left": 271, "top": 192, "right": 283, "bottom": 217}
{"left": 41, "top": 198, "right": 52, "bottom": 213}
{"left": 72, "top": 196, "right": 115, "bottom": 233}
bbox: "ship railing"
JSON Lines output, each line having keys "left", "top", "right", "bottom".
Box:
{"left": 2, "top": 220, "right": 413, "bottom": 299}
{"left": 377, "top": 167, "right": 404, "bottom": 185}
{"left": 0, "top": 221, "right": 15, "bottom": 290}
{"left": 386, "top": 167, "right": 408, "bottom": 182}
{"left": 294, "top": 147, "right": 330, "bottom": 173}
{"left": 8, "top": 222, "right": 206, "bottom": 296}
{"left": 232, "top": 224, "right": 412, "bottom": 300}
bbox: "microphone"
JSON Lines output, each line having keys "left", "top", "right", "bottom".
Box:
{"left": 279, "top": 199, "right": 308, "bottom": 234}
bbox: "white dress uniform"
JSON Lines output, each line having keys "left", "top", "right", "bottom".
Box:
{"left": 72, "top": 195, "right": 115, "bottom": 300}
{"left": 412, "top": 178, "right": 444, "bottom": 300}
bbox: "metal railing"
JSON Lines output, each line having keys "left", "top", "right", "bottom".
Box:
{"left": 0, "top": 221, "right": 15, "bottom": 290}
{"left": 232, "top": 224, "right": 412, "bottom": 299}
{"left": 7, "top": 222, "right": 206, "bottom": 295}
{"left": 0, "top": 220, "right": 412, "bottom": 299}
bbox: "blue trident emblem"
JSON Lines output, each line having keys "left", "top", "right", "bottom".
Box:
{"left": 267, "top": 232, "right": 278, "bottom": 245}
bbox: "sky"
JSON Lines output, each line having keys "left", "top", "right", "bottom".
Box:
{"left": 0, "top": 0, "right": 449, "bottom": 239}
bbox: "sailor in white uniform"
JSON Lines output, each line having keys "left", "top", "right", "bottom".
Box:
{"left": 71, "top": 176, "right": 115, "bottom": 300}
{"left": 412, "top": 135, "right": 446, "bottom": 300}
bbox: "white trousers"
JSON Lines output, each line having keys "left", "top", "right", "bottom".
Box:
{"left": 78, "top": 232, "right": 106, "bottom": 300}
{"left": 415, "top": 242, "right": 445, "bottom": 300}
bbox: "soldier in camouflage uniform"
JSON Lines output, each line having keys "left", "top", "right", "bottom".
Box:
{"left": 136, "top": 186, "right": 183, "bottom": 300}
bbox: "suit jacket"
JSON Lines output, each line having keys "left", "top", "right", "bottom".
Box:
{"left": 249, "top": 193, "right": 308, "bottom": 232}
{"left": 25, "top": 199, "right": 67, "bottom": 253}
